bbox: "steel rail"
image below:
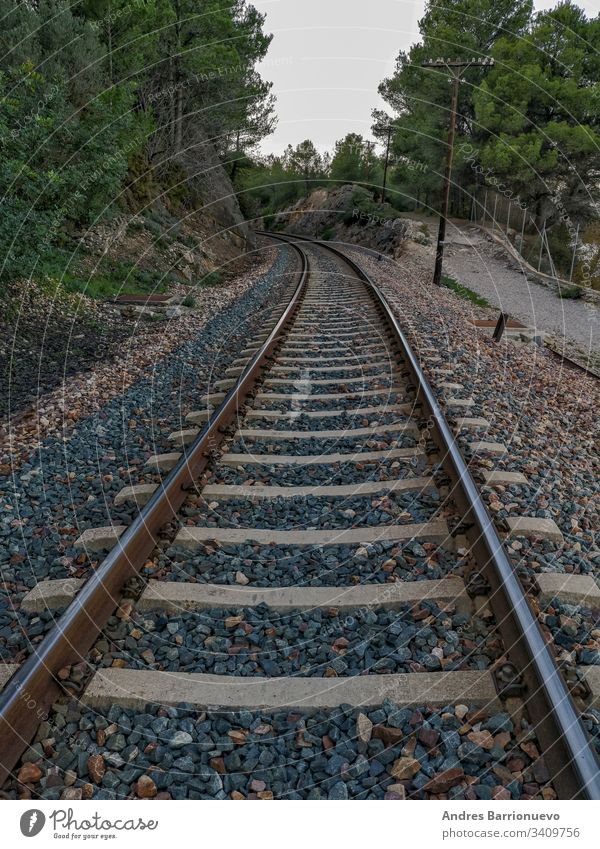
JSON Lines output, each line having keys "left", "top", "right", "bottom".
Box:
{"left": 304, "top": 234, "right": 600, "bottom": 382}
{"left": 0, "top": 241, "right": 309, "bottom": 787}
{"left": 265, "top": 231, "right": 600, "bottom": 800}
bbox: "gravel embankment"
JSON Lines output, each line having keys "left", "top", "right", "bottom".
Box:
{"left": 349, "top": 243, "right": 600, "bottom": 588}
{"left": 0, "top": 248, "right": 294, "bottom": 662}
{"left": 0, "top": 247, "right": 282, "bottom": 464}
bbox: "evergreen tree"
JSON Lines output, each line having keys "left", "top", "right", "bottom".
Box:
{"left": 374, "top": 0, "right": 532, "bottom": 211}
{"left": 330, "top": 133, "right": 378, "bottom": 186}
{"left": 475, "top": 2, "right": 600, "bottom": 221}
{"left": 285, "top": 139, "right": 323, "bottom": 194}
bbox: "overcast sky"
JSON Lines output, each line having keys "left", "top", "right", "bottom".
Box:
{"left": 252, "top": 0, "right": 600, "bottom": 156}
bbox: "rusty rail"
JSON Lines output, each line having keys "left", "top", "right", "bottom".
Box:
{"left": 265, "top": 231, "right": 600, "bottom": 800}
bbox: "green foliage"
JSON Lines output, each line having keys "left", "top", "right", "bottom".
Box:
{"left": 374, "top": 0, "right": 533, "bottom": 210}
{"left": 38, "top": 250, "right": 169, "bottom": 300}
{"left": 475, "top": 3, "right": 600, "bottom": 221}
{"left": 0, "top": 0, "right": 274, "bottom": 292}
{"left": 321, "top": 227, "right": 335, "bottom": 240}
{"left": 199, "top": 270, "right": 224, "bottom": 287}
{"left": 0, "top": 60, "right": 145, "bottom": 284}
{"left": 441, "top": 274, "right": 491, "bottom": 307}
{"left": 372, "top": 0, "right": 600, "bottom": 258}
{"left": 240, "top": 147, "right": 321, "bottom": 218}
{"left": 181, "top": 292, "right": 197, "bottom": 307}
{"left": 558, "top": 285, "right": 583, "bottom": 299}
{"left": 341, "top": 187, "right": 402, "bottom": 227}
{"left": 284, "top": 139, "right": 326, "bottom": 194}
{"left": 330, "top": 134, "right": 380, "bottom": 187}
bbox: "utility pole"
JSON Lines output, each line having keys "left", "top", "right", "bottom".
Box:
{"left": 422, "top": 57, "right": 494, "bottom": 286}
{"left": 380, "top": 125, "right": 393, "bottom": 204}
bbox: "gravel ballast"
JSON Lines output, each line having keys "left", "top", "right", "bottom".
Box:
{"left": 94, "top": 600, "right": 499, "bottom": 677}
{"left": 154, "top": 540, "right": 464, "bottom": 587}
{"left": 2, "top": 699, "right": 556, "bottom": 801}
{"left": 0, "top": 247, "right": 295, "bottom": 662}
{"left": 179, "top": 490, "right": 440, "bottom": 531}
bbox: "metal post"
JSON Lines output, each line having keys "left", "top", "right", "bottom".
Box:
{"left": 492, "top": 194, "right": 498, "bottom": 232}
{"left": 482, "top": 190, "right": 488, "bottom": 226}
{"left": 569, "top": 223, "right": 580, "bottom": 282}
{"left": 432, "top": 73, "right": 460, "bottom": 287}
{"left": 506, "top": 204, "right": 511, "bottom": 236}
{"left": 381, "top": 125, "right": 392, "bottom": 204}
{"left": 520, "top": 208, "right": 526, "bottom": 252}
{"left": 492, "top": 312, "right": 509, "bottom": 342}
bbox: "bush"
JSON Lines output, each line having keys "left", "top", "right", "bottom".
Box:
{"left": 200, "top": 270, "right": 224, "bottom": 287}
{"left": 441, "top": 275, "right": 490, "bottom": 307}
{"left": 321, "top": 227, "right": 335, "bottom": 240}
{"left": 559, "top": 285, "right": 583, "bottom": 299}
{"left": 0, "top": 64, "right": 146, "bottom": 287}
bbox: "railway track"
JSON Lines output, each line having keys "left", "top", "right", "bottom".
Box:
{"left": 1, "top": 235, "right": 599, "bottom": 800}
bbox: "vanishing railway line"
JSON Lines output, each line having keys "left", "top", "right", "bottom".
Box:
{"left": 0, "top": 235, "right": 599, "bottom": 800}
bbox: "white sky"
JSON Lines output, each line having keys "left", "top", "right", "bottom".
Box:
{"left": 252, "top": 0, "right": 600, "bottom": 155}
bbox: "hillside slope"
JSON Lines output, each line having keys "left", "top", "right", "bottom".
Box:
{"left": 0, "top": 140, "right": 256, "bottom": 421}
{"left": 272, "top": 185, "right": 427, "bottom": 257}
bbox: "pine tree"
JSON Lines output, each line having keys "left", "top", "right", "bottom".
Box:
{"left": 374, "top": 0, "right": 533, "bottom": 211}
{"left": 285, "top": 140, "right": 324, "bottom": 194}
{"left": 474, "top": 2, "right": 600, "bottom": 222}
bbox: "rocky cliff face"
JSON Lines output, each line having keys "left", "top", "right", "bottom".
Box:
{"left": 180, "top": 131, "right": 256, "bottom": 261}
{"left": 77, "top": 133, "right": 254, "bottom": 284}
{"left": 274, "top": 185, "right": 425, "bottom": 258}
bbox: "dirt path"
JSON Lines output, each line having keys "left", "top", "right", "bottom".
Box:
{"left": 435, "top": 220, "right": 600, "bottom": 364}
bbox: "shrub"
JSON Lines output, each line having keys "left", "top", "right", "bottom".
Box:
{"left": 559, "top": 285, "right": 583, "bottom": 299}
{"left": 441, "top": 275, "right": 490, "bottom": 307}
{"left": 200, "top": 271, "right": 224, "bottom": 287}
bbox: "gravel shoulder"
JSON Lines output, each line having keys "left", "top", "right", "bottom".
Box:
{"left": 0, "top": 246, "right": 281, "bottom": 466}
{"left": 348, "top": 242, "right": 600, "bottom": 588}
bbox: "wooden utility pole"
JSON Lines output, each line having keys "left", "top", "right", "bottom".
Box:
{"left": 422, "top": 57, "right": 494, "bottom": 286}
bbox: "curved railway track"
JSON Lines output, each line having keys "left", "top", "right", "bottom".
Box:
{"left": 0, "top": 235, "right": 599, "bottom": 800}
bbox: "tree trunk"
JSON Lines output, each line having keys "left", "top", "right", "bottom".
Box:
{"left": 175, "top": 72, "right": 183, "bottom": 153}
{"left": 230, "top": 130, "right": 241, "bottom": 181}
{"left": 173, "top": 0, "right": 183, "bottom": 155}
{"left": 106, "top": 2, "right": 113, "bottom": 88}
{"left": 167, "top": 56, "right": 176, "bottom": 149}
